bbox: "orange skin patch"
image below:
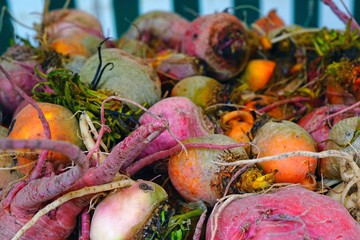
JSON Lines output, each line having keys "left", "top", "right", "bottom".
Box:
{"left": 168, "top": 149, "right": 220, "bottom": 205}
{"left": 254, "top": 122, "right": 317, "bottom": 185}
{"left": 8, "top": 103, "right": 82, "bottom": 173}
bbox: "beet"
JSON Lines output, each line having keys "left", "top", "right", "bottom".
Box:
{"left": 137, "top": 96, "right": 214, "bottom": 159}
{"left": 182, "top": 12, "right": 250, "bottom": 82}
{"left": 168, "top": 134, "right": 248, "bottom": 206}
{"left": 123, "top": 11, "right": 190, "bottom": 52}
{"left": 90, "top": 180, "right": 168, "bottom": 240}
{"left": 80, "top": 48, "right": 162, "bottom": 108}
{"left": 0, "top": 45, "right": 39, "bottom": 116}
{"left": 322, "top": 116, "right": 360, "bottom": 180}
{"left": 298, "top": 105, "right": 358, "bottom": 151}
{"left": 40, "top": 9, "right": 107, "bottom": 57}
{"left": 206, "top": 186, "right": 360, "bottom": 239}
{"left": 170, "top": 76, "right": 224, "bottom": 108}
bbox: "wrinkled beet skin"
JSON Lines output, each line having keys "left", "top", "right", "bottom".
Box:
{"left": 206, "top": 186, "right": 360, "bottom": 240}
{"left": 181, "top": 12, "right": 249, "bottom": 81}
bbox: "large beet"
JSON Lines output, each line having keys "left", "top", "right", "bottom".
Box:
{"left": 80, "top": 48, "right": 162, "bottom": 108}
{"left": 206, "top": 186, "right": 360, "bottom": 239}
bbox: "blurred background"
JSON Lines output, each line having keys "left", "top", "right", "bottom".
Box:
{"left": 0, "top": 0, "right": 359, "bottom": 54}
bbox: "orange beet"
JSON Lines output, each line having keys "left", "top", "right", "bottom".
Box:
{"left": 243, "top": 59, "right": 276, "bottom": 91}
{"left": 251, "top": 119, "right": 317, "bottom": 187}
{"left": 8, "top": 102, "right": 83, "bottom": 173}
{"left": 221, "top": 110, "right": 254, "bottom": 152}
{"left": 168, "top": 134, "right": 248, "bottom": 206}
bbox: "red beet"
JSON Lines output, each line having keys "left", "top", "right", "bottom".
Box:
{"left": 136, "top": 97, "right": 214, "bottom": 160}
{"left": 182, "top": 12, "right": 250, "bottom": 82}
{"left": 123, "top": 11, "right": 190, "bottom": 52}
{"left": 0, "top": 45, "right": 39, "bottom": 116}
{"left": 298, "top": 105, "right": 359, "bottom": 151}
{"left": 40, "top": 9, "right": 108, "bottom": 57}
{"left": 206, "top": 186, "right": 360, "bottom": 239}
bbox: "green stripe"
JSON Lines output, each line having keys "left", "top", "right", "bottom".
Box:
{"left": 233, "top": 0, "right": 260, "bottom": 25}
{"left": 173, "top": 0, "right": 199, "bottom": 21}
{"left": 49, "top": 0, "right": 75, "bottom": 10}
{"left": 0, "top": 0, "right": 14, "bottom": 55}
{"left": 294, "top": 0, "right": 319, "bottom": 27}
{"left": 113, "top": 0, "right": 139, "bottom": 37}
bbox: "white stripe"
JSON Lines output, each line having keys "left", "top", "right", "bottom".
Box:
{"left": 319, "top": 0, "right": 354, "bottom": 30}
{"left": 139, "top": 0, "right": 173, "bottom": 14}
{"left": 259, "top": 0, "right": 294, "bottom": 25}
{"left": 75, "top": 0, "right": 117, "bottom": 38}
{"left": 199, "top": 0, "right": 233, "bottom": 15}
{"left": 6, "top": 0, "right": 43, "bottom": 43}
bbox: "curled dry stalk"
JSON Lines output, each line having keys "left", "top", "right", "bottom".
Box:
{"left": 79, "top": 111, "right": 108, "bottom": 164}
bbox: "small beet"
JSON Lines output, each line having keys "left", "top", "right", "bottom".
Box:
{"left": 251, "top": 119, "right": 318, "bottom": 187}
{"left": 90, "top": 180, "right": 168, "bottom": 240}
{"left": 170, "top": 76, "right": 224, "bottom": 108}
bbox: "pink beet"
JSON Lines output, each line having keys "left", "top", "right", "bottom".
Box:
{"left": 206, "top": 186, "right": 360, "bottom": 239}
{"left": 135, "top": 97, "right": 214, "bottom": 161}
{"left": 123, "top": 11, "right": 190, "bottom": 52}
{"left": 0, "top": 45, "right": 40, "bottom": 116}
{"left": 182, "top": 11, "right": 250, "bottom": 82}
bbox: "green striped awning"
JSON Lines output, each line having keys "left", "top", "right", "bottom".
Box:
{"left": 1, "top": 0, "right": 359, "bottom": 54}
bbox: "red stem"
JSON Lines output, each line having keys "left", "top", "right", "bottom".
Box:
{"left": 79, "top": 207, "right": 91, "bottom": 240}
{"left": 126, "top": 142, "right": 248, "bottom": 176}
{"left": 70, "top": 118, "right": 168, "bottom": 191}
{"left": 0, "top": 64, "right": 51, "bottom": 141}
{"left": 0, "top": 64, "right": 53, "bottom": 206}
{"left": 258, "top": 96, "right": 310, "bottom": 113}
{"left": 323, "top": 101, "right": 360, "bottom": 122}
{"left": 193, "top": 208, "right": 207, "bottom": 240}
{"left": 0, "top": 139, "right": 89, "bottom": 211}
{"left": 322, "top": 0, "right": 360, "bottom": 32}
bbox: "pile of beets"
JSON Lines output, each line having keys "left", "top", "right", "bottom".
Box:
{"left": 1, "top": 0, "right": 360, "bottom": 239}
